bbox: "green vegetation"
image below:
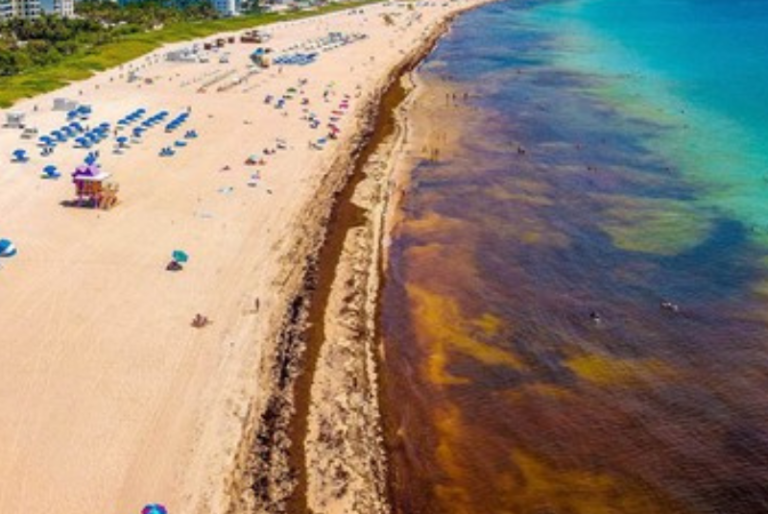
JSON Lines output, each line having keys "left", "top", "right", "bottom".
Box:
{"left": 0, "top": 0, "right": 381, "bottom": 107}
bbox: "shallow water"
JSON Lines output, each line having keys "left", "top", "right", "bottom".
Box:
{"left": 382, "top": 1, "right": 768, "bottom": 513}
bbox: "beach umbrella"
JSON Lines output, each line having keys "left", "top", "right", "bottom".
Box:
{"left": 0, "top": 239, "right": 17, "bottom": 258}
{"left": 12, "top": 149, "right": 28, "bottom": 161}
{"left": 141, "top": 504, "right": 167, "bottom": 514}
{"left": 42, "top": 165, "right": 60, "bottom": 179}
{"left": 172, "top": 250, "right": 189, "bottom": 263}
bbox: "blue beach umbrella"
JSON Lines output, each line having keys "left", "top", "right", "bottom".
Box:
{"left": 0, "top": 239, "right": 17, "bottom": 258}
{"left": 12, "top": 149, "right": 28, "bottom": 161}
{"left": 42, "top": 165, "right": 61, "bottom": 179}
{"left": 141, "top": 504, "right": 167, "bottom": 514}
{"left": 172, "top": 250, "right": 189, "bottom": 263}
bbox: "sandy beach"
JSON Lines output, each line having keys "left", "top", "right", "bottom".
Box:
{"left": 0, "top": 2, "right": 489, "bottom": 513}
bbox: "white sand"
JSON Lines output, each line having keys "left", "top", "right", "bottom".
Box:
{"left": 0, "top": 2, "right": 485, "bottom": 513}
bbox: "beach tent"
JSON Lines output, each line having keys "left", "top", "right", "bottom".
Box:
{"left": 0, "top": 239, "right": 17, "bottom": 258}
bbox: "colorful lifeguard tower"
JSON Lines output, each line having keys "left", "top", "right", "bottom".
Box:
{"left": 71, "top": 164, "right": 119, "bottom": 210}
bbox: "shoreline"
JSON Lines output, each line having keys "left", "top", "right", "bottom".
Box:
{"left": 226, "top": 5, "right": 490, "bottom": 514}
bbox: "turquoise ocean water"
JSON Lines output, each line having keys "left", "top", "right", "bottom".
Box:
{"left": 383, "top": 1, "right": 768, "bottom": 513}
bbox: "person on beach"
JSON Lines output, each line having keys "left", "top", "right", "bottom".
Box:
{"left": 192, "top": 314, "right": 210, "bottom": 328}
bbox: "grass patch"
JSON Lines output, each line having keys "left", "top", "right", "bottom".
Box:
{"left": 0, "top": 0, "right": 381, "bottom": 108}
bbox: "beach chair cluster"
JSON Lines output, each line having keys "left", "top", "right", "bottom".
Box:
{"left": 159, "top": 127, "right": 198, "bottom": 158}
{"left": 73, "top": 122, "right": 113, "bottom": 149}
{"left": 285, "top": 31, "right": 368, "bottom": 56}
{"left": 309, "top": 92, "right": 350, "bottom": 150}
{"left": 273, "top": 52, "right": 318, "bottom": 66}
{"left": 129, "top": 110, "right": 170, "bottom": 144}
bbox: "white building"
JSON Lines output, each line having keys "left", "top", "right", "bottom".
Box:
{"left": 39, "top": 0, "right": 74, "bottom": 16}
{"left": 0, "top": 0, "right": 41, "bottom": 18}
{"left": 212, "top": 0, "right": 240, "bottom": 16}
{"left": 0, "top": 0, "right": 14, "bottom": 19}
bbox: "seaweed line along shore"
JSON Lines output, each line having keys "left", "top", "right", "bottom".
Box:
{"left": 223, "top": 6, "right": 490, "bottom": 514}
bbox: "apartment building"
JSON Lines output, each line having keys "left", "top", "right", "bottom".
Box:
{"left": 0, "top": 0, "right": 42, "bottom": 19}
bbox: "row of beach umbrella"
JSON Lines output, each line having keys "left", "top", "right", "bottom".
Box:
{"left": 75, "top": 123, "right": 112, "bottom": 149}
{"left": 66, "top": 105, "right": 92, "bottom": 121}
{"left": 273, "top": 52, "right": 318, "bottom": 66}
{"left": 116, "top": 107, "right": 147, "bottom": 127}
{"left": 38, "top": 122, "right": 85, "bottom": 149}
{"left": 165, "top": 111, "right": 190, "bottom": 133}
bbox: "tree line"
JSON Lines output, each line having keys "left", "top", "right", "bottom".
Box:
{"left": 0, "top": 0, "right": 221, "bottom": 76}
